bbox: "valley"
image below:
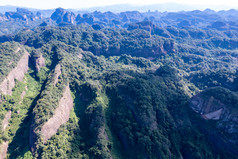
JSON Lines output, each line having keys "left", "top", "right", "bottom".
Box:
{"left": 0, "top": 6, "right": 237, "bottom": 159}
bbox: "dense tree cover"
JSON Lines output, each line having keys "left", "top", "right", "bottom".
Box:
{"left": 0, "top": 37, "right": 237, "bottom": 158}
{"left": 2, "top": 7, "right": 238, "bottom": 36}
{"left": 1, "top": 9, "right": 238, "bottom": 158}
{"left": 2, "top": 26, "right": 174, "bottom": 58}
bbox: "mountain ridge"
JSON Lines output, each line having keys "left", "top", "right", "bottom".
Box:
{"left": 0, "top": 6, "right": 238, "bottom": 159}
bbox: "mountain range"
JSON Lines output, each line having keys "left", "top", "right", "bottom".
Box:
{"left": 0, "top": 2, "right": 237, "bottom": 15}
{"left": 0, "top": 6, "right": 238, "bottom": 159}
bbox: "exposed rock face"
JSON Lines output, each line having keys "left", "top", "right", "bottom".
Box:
{"left": 51, "top": 8, "right": 66, "bottom": 23}
{"left": 120, "top": 11, "right": 143, "bottom": 22}
{"left": 21, "top": 90, "right": 26, "bottom": 100}
{"left": 76, "top": 14, "right": 94, "bottom": 25}
{"left": 5, "top": 8, "right": 40, "bottom": 21}
{"left": 19, "top": 86, "right": 27, "bottom": 104}
{"left": 0, "top": 13, "right": 7, "bottom": 21}
{"left": 190, "top": 95, "right": 225, "bottom": 120}
{"left": 51, "top": 8, "right": 75, "bottom": 24}
{"left": 0, "top": 46, "right": 25, "bottom": 157}
{"left": 78, "top": 53, "right": 83, "bottom": 59}
{"left": 0, "top": 48, "right": 29, "bottom": 95}
{"left": 0, "top": 111, "right": 12, "bottom": 159}
{"left": 63, "top": 12, "right": 75, "bottom": 24}
{"left": 2, "top": 111, "right": 12, "bottom": 131}
{"left": 190, "top": 88, "right": 238, "bottom": 154}
{"left": 0, "top": 141, "right": 8, "bottom": 159}
{"left": 53, "top": 64, "right": 61, "bottom": 86}
{"left": 36, "top": 12, "right": 43, "bottom": 19}
{"left": 32, "top": 54, "right": 45, "bottom": 72}
{"left": 41, "top": 85, "right": 73, "bottom": 143}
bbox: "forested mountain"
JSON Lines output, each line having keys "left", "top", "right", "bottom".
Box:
{"left": 1, "top": 7, "right": 238, "bottom": 35}
{"left": 0, "top": 7, "right": 238, "bottom": 159}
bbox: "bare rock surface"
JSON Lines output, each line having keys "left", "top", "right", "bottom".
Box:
{"left": 2, "top": 111, "right": 11, "bottom": 132}
{"left": 41, "top": 85, "right": 73, "bottom": 143}
{"left": 0, "top": 111, "right": 11, "bottom": 159}
{"left": 0, "top": 48, "right": 29, "bottom": 95}
{"left": 0, "top": 141, "right": 8, "bottom": 159}
{"left": 21, "top": 90, "right": 26, "bottom": 100}
{"left": 53, "top": 64, "right": 61, "bottom": 86}
{"left": 190, "top": 95, "right": 224, "bottom": 120}
{"left": 78, "top": 53, "right": 83, "bottom": 59}
{"left": 190, "top": 88, "right": 238, "bottom": 154}
{"left": 35, "top": 54, "right": 45, "bottom": 72}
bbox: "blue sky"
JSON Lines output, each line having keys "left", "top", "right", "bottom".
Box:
{"left": 0, "top": 0, "right": 237, "bottom": 9}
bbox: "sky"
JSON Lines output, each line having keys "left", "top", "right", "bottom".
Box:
{"left": 0, "top": 0, "right": 238, "bottom": 9}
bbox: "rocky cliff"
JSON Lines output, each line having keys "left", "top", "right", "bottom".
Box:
{"left": 190, "top": 87, "right": 238, "bottom": 155}
{"left": 50, "top": 8, "right": 75, "bottom": 25}
{"left": 5, "top": 8, "right": 42, "bottom": 22}
{"left": 0, "top": 13, "right": 7, "bottom": 21}
{"left": 2, "top": 111, "right": 11, "bottom": 132}
{"left": 0, "top": 111, "right": 11, "bottom": 159}
{"left": 53, "top": 64, "right": 61, "bottom": 86}
{"left": 0, "top": 141, "right": 8, "bottom": 159}
{"left": 31, "top": 51, "right": 45, "bottom": 72}
{"left": 30, "top": 84, "right": 73, "bottom": 153}
{"left": 40, "top": 85, "right": 73, "bottom": 143}
{"left": 0, "top": 47, "right": 29, "bottom": 95}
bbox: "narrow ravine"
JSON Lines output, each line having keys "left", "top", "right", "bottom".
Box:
{"left": 6, "top": 70, "right": 43, "bottom": 159}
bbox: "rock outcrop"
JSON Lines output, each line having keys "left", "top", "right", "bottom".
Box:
{"left": 31, "top": 53, "right": 45, "bottom": 72}
{"left": 21, "top": 90, "right": 26, "bottom": 100}
{"left": 0, "top": 141, "right": 8, "bottom": 159}
{"left": 0, "top": 13, "right": 7, "bottom": 21}
{"left": 190, "top": 95, "right": 225, "bottom": 120}
{"left": 0, "top": 111, "right": 12, "bottom": 159}
{"left": 5, "top": 8, "right": 42, "bottom": 22}
{"left": 0, "top": 46, "right": 25, "bottom": 156}
{"left": 2, "top": 111, "right": 12, "bottom": 131}
{"left": 0, "top": 48, "right": 29, "bottom": 95}
{"left": 41, "top": 85, "right": 73, "bottom": 143}
{"left": 50, "top": 8, "right": 75, "bottom": 24}
{"left": 30, "top": 85, "right": 73, "bottom": 153}
{"left": 190, "top": 87, "right": 238, "bottom": 154}
{"left": 53, "top": 64, "right": 61, "bottom": 86}
{"left": 76, "top": 14, "right": 94, "bottom": 25}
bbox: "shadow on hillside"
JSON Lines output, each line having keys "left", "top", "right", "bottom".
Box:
{"left": 7, "top": 91, "right": 40, "bottom": 158}
{"left": 8, "top": 64, "right": 49, "bottom": 158}
{"left": 67, "top": 83, "right": 96, "bottom": 158}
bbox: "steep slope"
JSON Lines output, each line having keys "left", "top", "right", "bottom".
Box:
{"left": 41, "top": 85, "right": 73, "bottom": 143}
{"left": 0, "top": 141, "right": 8, "bottom": 159}
{"left": 0, "top": 68, "right": 43, "bottom": 158}
{"left": 0, "top": 111, "right": 11, "bottom": 159}
{"left": 29, "top": 68, "right": 67, "bottom": 154}
{"left": 51, "top": 8, "right": 76, "bottom": 25}
{"left": 103, "top": 68, "right": 214, "bottom": 159}
{"left": 30, "top": 49, "right": 45, "bottom": 72}
{"left": 0, "top": 42, "right": 47, "bottom": 158}
{"left": 0, "top": 48, "right": 29, "bottom": 95}
{"left": 1, "top": 21, "right": 238, "bottom": 158}
{"left": 190, "top": 87, "right": 238, "bottom": 155}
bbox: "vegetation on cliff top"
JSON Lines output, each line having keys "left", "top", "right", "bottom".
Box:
{"left": 0, "top": 8, "right": 238, "bottom": 158}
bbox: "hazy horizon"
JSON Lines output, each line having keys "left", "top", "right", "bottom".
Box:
{"left": 0, "top": 0, "right": 238, "bottom": 11}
